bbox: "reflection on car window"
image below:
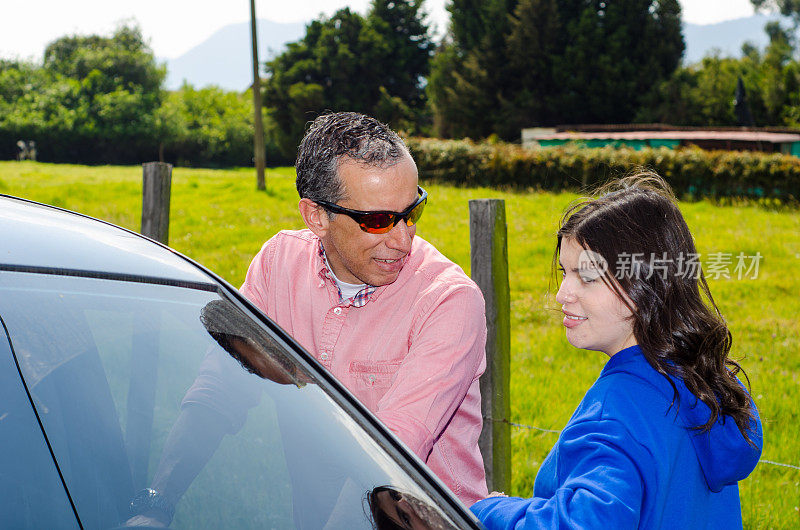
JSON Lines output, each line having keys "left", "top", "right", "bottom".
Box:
{"left": 0, "top": 273, "right": 462, "bottom": 529}
{"left": 0, "top": 320, "right": 80, "bottom": 529}
{"left": 368, "top": 486, "right": 453, "bottom": 530}
{"left": 199, "top": 298, "right": 309, "bottom": 387}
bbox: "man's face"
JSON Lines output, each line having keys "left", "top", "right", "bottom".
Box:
{"left": 321, "top": 153, "right": 420, "bottom": 287}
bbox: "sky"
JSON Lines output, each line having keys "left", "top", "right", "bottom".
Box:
{"left": 0, "top": 0, "right": 763, "bottom": 61}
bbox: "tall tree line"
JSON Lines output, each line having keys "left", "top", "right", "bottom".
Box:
{"left": 427, "top": 0, "right": 684, "bottom": 139}
{"left": 5, "top": 2, "right": 800, "bottom": 165}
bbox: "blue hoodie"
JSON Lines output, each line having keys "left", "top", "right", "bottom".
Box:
{"left": 471, "top": 345, "right": 762, "bottom": 529}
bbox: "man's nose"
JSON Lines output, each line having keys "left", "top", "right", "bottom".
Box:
{"left": 385, "top": 220, "right": 413, "bottom": 252}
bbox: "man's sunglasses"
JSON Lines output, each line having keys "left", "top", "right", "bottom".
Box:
{"left": 315, "top": 186, "right": 428, "bottom": 234}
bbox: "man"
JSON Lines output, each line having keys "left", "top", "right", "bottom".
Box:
{"left": 240, "top": 112, "right": 488, "bottom": 505}
{"left": 126, "top": 113, "right": 488, "bottom": 527}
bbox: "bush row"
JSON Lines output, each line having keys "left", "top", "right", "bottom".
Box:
{"left": 405, "top": 137, "right": 800, "bottom": 202}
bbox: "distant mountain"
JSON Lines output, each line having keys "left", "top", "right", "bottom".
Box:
{"left": 683, "top": 13, "right": 791, "bottom": 65}
{"left": 162, "top": 14, "right": 792, "bottom": 91}
{"left": 162, "top": 19, "right": 305, "bottom": 91}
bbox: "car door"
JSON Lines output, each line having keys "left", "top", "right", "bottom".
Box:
{"left": 0, "top": 267, "right": 479, "bottom": 529}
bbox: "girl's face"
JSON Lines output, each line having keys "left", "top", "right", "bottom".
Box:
{"left": 556, "top": 237, "right": 637, "bottom": 356}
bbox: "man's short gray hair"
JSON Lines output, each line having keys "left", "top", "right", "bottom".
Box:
{"left": 295, "top": 112, "right": 409, "bottom": 204}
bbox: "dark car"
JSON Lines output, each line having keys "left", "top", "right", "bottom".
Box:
{"left": 0, "top": 194, "right": 483, "bottom": 529}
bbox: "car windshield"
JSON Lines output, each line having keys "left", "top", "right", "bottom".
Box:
{"left": 0, "top": 271, "right": 466, "bottom": 529}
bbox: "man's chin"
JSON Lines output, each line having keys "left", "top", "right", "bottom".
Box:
{"left": 364, "top": 266, "right": 405, "bottom": 287}
{"left": 368, "top": 273, "right": 400, "bottom": 287}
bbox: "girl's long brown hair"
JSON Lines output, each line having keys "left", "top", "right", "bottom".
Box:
{"left": 554, "top": 171, "right": 756, "bottom": 442}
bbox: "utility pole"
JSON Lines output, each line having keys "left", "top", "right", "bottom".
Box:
{"left": 250, "top": 0, "right": 266, "bottom": 190}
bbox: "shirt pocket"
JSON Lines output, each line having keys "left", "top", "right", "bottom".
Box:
{"left": 348, "top": 360, "right": 402, "bottom": 390}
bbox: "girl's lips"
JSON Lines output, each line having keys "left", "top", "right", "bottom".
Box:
{"left": 562, "top": 311, "right": 587, "bottom": 329}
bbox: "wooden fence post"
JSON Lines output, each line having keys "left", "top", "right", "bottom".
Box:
{"left": 469, "top": 199, "right": 512, "bottom": 494}
{"left": 141, "top": 162, "right": 172, "bottom": 244}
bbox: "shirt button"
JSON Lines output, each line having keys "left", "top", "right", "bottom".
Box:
{"left": 333, "top": 307, "right": 342, "bottom": 315}
{"left": 320, "top": 353, "right": 328, "bottom": 360}
{"left": 368, "top": 374, "right": 376, "bottom": 383}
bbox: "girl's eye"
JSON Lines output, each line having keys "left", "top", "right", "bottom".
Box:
{"left": 399, "top": 509, "right": 412, "bottom": 527}
{"left": 580, "top": 276, "right": 596, "bottom": 283}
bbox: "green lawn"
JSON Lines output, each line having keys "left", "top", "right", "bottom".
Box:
{"left": 2, "top": 161, "right": 798, "bottom": 528}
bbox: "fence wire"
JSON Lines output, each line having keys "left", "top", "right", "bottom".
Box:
{"left": 487, "top": 416, "right": 799, "bottom": 471}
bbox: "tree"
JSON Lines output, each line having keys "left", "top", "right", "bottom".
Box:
{"left": 41, "top": 23, "right": 165, "bottom": 162}
{"left": 368, "top": 0, "right": 434, "bottom": 109}
{"left": 427, "top": 41, "right": 496, "bottom": 138}
{"left": 636, "top": 22, "right": 800, "bottom": 127}
{"left": 0, "top": 60, "right": 81, "bottom": 160}
{"left": 43, "top": 24, "right": 164, "bottom": 96}
{"left": 263, "top": 9, "right": 384, "bottom": 158}
{"left": 0, "top": 23, "right": 167, "bottom": 163}
{"left": 503, "top": 0, "right": 562, "bottom": 134}
{"left": 449, "top": 0, "right": 494, "bottom": 52}
{"left": 158, "top": 85, "right": 252, "bottom": 166}
{"left": 428, "top": 0, "right": 520, "bottom": 138}
{"left": 263, "top": 4, "right": 434, "bottom": 158}
{"left": 428, "top": 0, "right": 684, "bottom": 140}
{"left": 752, "top": 0, "right": 800, "bottom": 23}
{"left": 634, "top": 67, "right": 705, "bottom": 125}
{"left": 550, "top": 0, "right": 684, "bottom": 124}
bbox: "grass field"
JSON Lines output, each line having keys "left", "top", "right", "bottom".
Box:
{"left": 2, "top": 161, "right": 798, "bottom": 528}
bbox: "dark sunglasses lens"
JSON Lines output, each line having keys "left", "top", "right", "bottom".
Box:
{"left": 355, "top": 193, "right": 426, "bottom": 233}
{"left": 405, "top": 198, "right": 426, "bottom": 226}
{"left": 359, "top": 212, "right": 396, "bottom": 234}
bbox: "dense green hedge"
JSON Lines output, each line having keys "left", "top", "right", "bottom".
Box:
{"left": 406, "top": 137, "right": 800, "bottom": 202}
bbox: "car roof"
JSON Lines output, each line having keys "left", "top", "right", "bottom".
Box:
{"left": 0, "top": 195, "right": 214, "bottom": 288}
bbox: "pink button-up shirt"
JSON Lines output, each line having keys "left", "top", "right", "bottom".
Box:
{"left": 240, "top": 229, "right": 488, "bottom": 505}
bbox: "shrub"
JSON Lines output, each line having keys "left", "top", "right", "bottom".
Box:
{"left": 406, "top": 137, "right": 800, "bottom": 203}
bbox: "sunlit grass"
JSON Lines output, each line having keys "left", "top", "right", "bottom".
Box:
{"left": 2, "top": 160, "right": 798, "bottom": 528}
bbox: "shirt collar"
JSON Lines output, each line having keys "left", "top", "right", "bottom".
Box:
{"left": 316, "top": 239, "right": 377, "bottom": 307}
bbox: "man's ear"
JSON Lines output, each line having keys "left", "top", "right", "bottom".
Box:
{"left": 298, "top": 198, "right": 329, "bottom": 238}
